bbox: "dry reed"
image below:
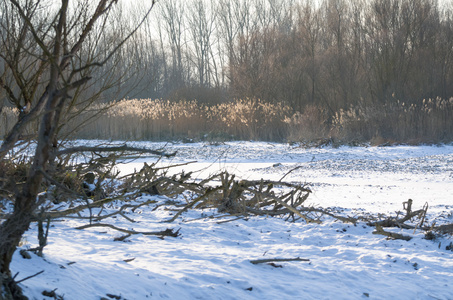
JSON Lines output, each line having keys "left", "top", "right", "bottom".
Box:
{"left": 2, "top": 97, "right": 452, "bottom": 144}
{"left": 73, "top": 98, "right": 292, "bottom": 141}
{"left": 332, "top": 97, "right": 453, "bottom": 145}
{"left": 1, "top": 107, "right": 18, "bottom": 138}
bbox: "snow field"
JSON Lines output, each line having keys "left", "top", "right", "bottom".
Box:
{"left": 10, "top": 142, "right": 453, "bottom": 299}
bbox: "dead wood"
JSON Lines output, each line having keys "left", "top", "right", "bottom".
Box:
{"left": 15, "top": 270, "right": 45, "bottom": 284}
{"left": 114, "top": 234, "right": 131, "bottom": 242}
{"left": 122, "top": 161, "right": 203, "bottom": 197}
{"left": 243, "top": 188, "right": 320, "bottom": 223}
{"left": 216, "top": 216, "right": 247, "bottom": 224}
{"left": 164, "top": 186, "right": 223, "bottom": 223}
{"left": 279, "top": 166, "right": 304, "bottom": 182}
{"left": 372, "top": 224, "right": 412, "bottom": 241}
{"left": 435, "top": 224, "right": 453, "bottom": 235}
{"left": 56, "top": 145, "right": 176, "bottom": 158}
{"left": 43, "top": 197, "right": 118, "bottom": 219}
{"left": 303, "top": 207, "right": 357, "bottom": 224}
{"left": 76, "top": 200, "right": 157, "bottom": 223}
{"left": 163, "top": 171, "right": 317, "bottom": 223}
{"left": 368, "top": 199, "right": 428, "bottom": 229}
{"left": 75, "top": 223, "right": 180, "bottom": 237}
{"left": 250, "top": 257, "right": 310, "bottom": 264}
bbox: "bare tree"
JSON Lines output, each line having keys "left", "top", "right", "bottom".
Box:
{"left": 217, "top": 0, "right": 258, "bottom": 89}
{"left": 187, "top": 0, "right": 217, "bottom": 87}
{"left": 0, "top": 0, "right": 156, "bottom": 297}
{"left": 158, "top": 0, "right": 186, "bottom": 92}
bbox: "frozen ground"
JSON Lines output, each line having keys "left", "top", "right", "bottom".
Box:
{"left": 10, "top": 141, "right": 453, "bottom": 300}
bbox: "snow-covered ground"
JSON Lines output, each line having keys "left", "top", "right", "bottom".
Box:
{"left": 10, "top": 142, "right": 453, "bottom": 299}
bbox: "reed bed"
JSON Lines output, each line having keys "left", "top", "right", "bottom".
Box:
{"left": 332, "top": 97, "right": 453, "bottom": 145}
{"left": 0, "top": 107, "right": 18, "bottom": 138}
{"left": 73, "top": 98, "right": 292, "bottom": 141}
{"left": 2, "top": 97, "right": 452, "bottom": 144}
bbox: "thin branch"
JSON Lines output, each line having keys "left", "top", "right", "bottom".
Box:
{"left": 70, "top": 0, "right": 157, "bottom": 75}
{"left": 250, "top": 257, "right": 310, "bottom": 264}
{"left": 244, "top": 188, "right": 320, "bottom": 224}
{"left": 15, "top": 270, "right": 45, "bottom": 284}
{"left": 37, "top": 168, "right": 86, "bottom": 199}
{"left": 60, "top": 0, "right": 113, "bottom": 71}
{"left": 8, "top": 0, "right": 53, "bottom": 60}
{"left": 44, "top": 197, "right": 117, "bottom": 219}
{"left": 74, "top": 223, "right": 180, "bottom": 237}
{"left": 56, "top": 144, "right": 176, "bottom": 158}
{"left": 372, "top": 224, "right": 412, "bottom": 241}
{"left": 0, "top": 90, "right": 50, "bottom": 159}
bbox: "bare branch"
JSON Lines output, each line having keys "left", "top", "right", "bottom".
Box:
{"left": 70, "top": 1, "right": 157, "bottom": 75}
{"left": 250, "top": 257, "right": 310, "bottom": 265}
{"left": 0, "top": 90, "right": 51, "bottom": 159}
{"left": 15, "top": 270, "right": 45, "bottom": 284}
{"left": 56, "top": 144, "right": 176, "bottom": 158}
{"left": 8, "top": 0, "right": 54, "bottom": 60}
{"left": 74, "top": 223, "right": 180, "bottom": 238}
{"left": 372, "top": 224, "right": 413, "bottom": 241}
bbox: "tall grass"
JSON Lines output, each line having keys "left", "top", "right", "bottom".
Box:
{"left": 0, "top": 107, "right": 18, "bottom": 138}
{"left": 0, "top": 107, "right": 40, "bottom": 140}
{"left": 74, "top": 98, "right": 293, "bottom": 141}
{"left": 2, "top": 97, "right": 453, "bottom": 144}
{"left": 284, "top": 105, "right": 330, "bottom": 143}
{"left": 332, "top": 97, "right": 453, "bottom": 145}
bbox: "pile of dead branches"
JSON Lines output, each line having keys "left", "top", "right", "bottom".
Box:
{"left": 2, "top": 153, "right": 452, "bottom": 257}
{"left": 365, "top": 199, "right": 453, "bottom": 241}
{"left": 120, "top": 164, "right": 353, "bottom": 224}
{"left": 165, "top": 172, "right": 317, "bottom": 223}
{"left": 124, "top": 165, "right": 452, "bottom": 242}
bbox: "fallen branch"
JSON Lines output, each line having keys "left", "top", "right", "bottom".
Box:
{"left": 250, "top": 257, "right": 310, "bottom": 264}
{"left": 56, "top": 144, "right": 176, "bottom": 158}
{"left": 164, "top": 186, "right": 223, "bottom": 223}
{"left": 305, "top": 207, "right": 357, "bottom": 224}
{"left": 279, "top": 166, "right": 304, "bottom": 182}
{"left": 15, "top": 270, "right": 45, "bottom": 284}
{"left": 372, "top": 224, "right": 412, "bottom": 241}
{"left": 370, "top": 199, "right": 427, "bottom": 228}
{"left": 87, "top": 200, "right": 159, "bottom": 223}
{"left": 44, "top": 197, "right": 118, "bottom": 219}
{"left": 75, "top": 223, "right": 180, "bottom": 237}
{"left": 435, "top": 223, "right": 453, "bottom": 235}
{"left": 114, "top": 234, "right": 131, "bottom": 242}
{"left": 244, "top": 188, "right": 320, "bottom": 224}
{"left": 216, "top": 216, "right": 247, "bottom": 224}
{"left": 123, "top": 257, "right": 135, "bottom": 263}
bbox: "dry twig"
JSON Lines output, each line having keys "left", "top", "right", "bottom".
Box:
{"left": 75, "top": 223, "right": 180, "bottom": 237}
{"left": 250, "top": 257, "right": 310, "bottom": 264}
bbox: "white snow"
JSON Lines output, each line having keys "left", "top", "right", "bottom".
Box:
{"left": 9, "top": 142, "right": 453, "bottom": 300}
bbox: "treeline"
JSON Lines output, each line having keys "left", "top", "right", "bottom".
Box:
{"left": 135, "top": 0, "right": 453, "bottom": 109}
{"left": 2, "top": 0, "right": 453, "bottom": 144}
{"left": 229, "top": 0, "right": 453, "bottom": 112}
{"left": 81, "top": 0, "right": 453, "bottom": 106}
{"left": 122, "top": 0, "right": 453, "bottom": 143}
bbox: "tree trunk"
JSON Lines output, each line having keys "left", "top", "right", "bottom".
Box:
{"left": 0, "top": 207, "right": 33, "bottom": 300}
{"left": 0, "top": 272, "right": 28, "bottom": 300}
{"left": 0, "top": 1, "right": 157, "bottom": 298}
{"left": 0, "top": 210, "right": 34, "bottom": 276}
{"left": 0, "top": 89, "right": 59, "bottom": 297}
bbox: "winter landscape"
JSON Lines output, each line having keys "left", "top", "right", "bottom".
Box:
{"left": 2, "top": 1, "right": 453, "bottom": 299}
{"left": 9, "top": 141, "right": 453, "bottom": 300}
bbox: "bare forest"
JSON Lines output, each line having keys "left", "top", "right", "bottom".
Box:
{"left": 2, "top": 0, "right": 453, "bottom": 144}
